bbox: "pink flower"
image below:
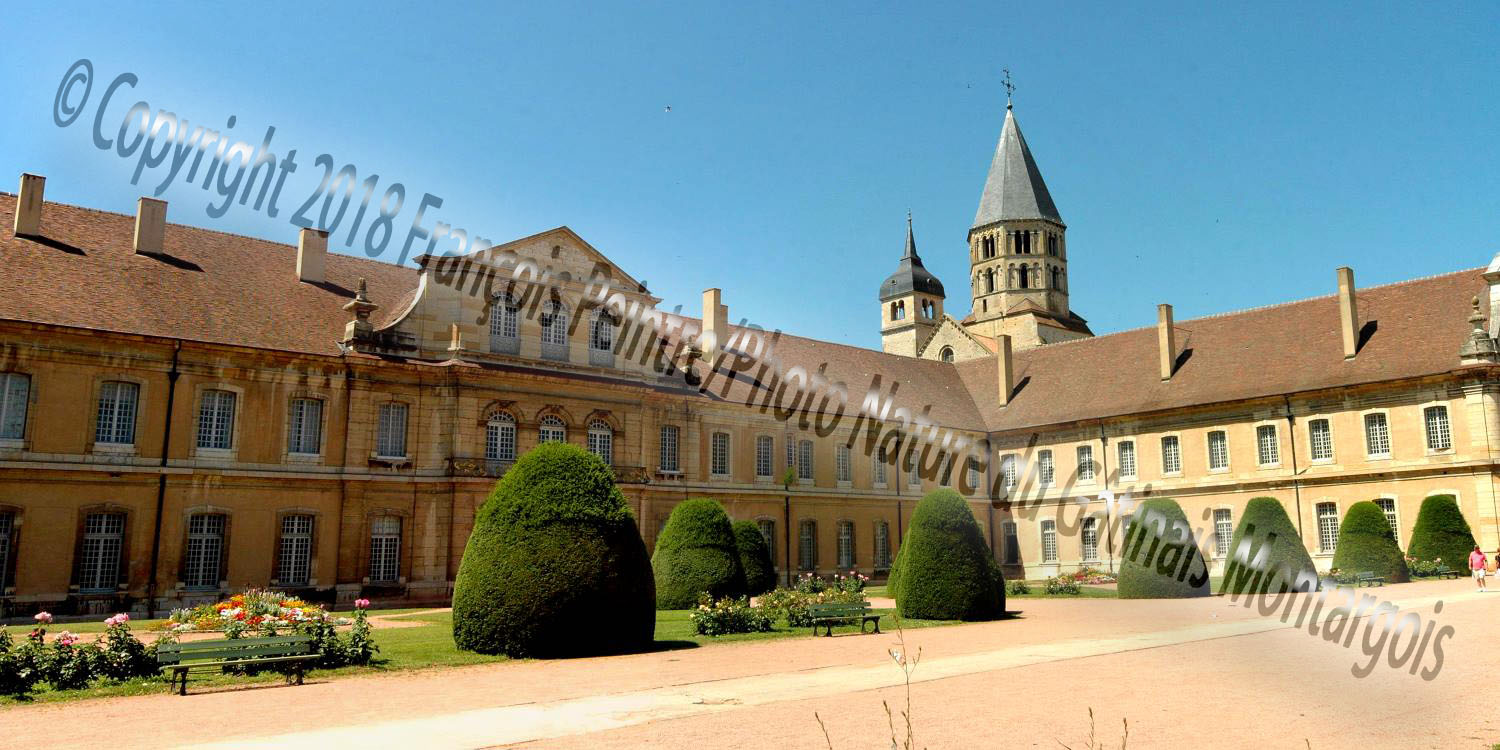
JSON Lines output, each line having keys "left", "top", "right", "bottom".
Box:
{"left": 34, "top": 611, "right": 52, "bottom": 624}
{"left": 115, "top": 612, "right": 130, "bottom": 623}
{"left": 354, "top": 598, "right": 371, "bottom": 609}
{"left": 103, "top": 615, "right": 118, "bottom": 627}
{"left": 57, "top": 631, "right": 79, "bottom": 647}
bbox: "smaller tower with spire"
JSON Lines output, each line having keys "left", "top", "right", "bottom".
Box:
{"left": 879, "top": 213, "right": 946, "bottom": 356}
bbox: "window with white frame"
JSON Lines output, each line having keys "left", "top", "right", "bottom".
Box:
{"left": 489, "top": 293, "right": 519, "bottom": 353}
{"left": 287, "top": 398, "right": 323, "bottom": 455}
{"left": 1117, "top": 441, "right": 1137, "bottom": 480}
{"left": 95, "top": 381, "right": 139, "bottom": 445}
{"left": 1374, "top": 498, "right": 1400, "bottom": 544}
{"left": 1076, "top": 445, "right": 1094, "bottom": 482}
{"left": 836, "top": 444, "right": 852, "bottom": 483}
{"left": 1081, "top": 517, "right": 1098, "bottom": 561}
{"left": 1002, "top": 521, "right": 1019, "bottom": 564}
{"left": 872, "top": 446, "right": 888, "bottom": 486}
{"left": 587, "top": 420, "right": 613, "bottom": 463}
{"left": 874, "top": 520, "right": 891, "bottom": 569}
{"left": 376, "top": 403, "right": 408, "bottom": 458}
{"left": 1364, "top": 413, "right": 1391, "bottom": 457}
{"left": 539, "top": 415, "right": 566, "bottom": 444}
{"left": 540, "top": 299, "right": 569, "bottom": 346}
{"left": 798, "top": 519, "right": 817, "bottom": 571}
{"left": 907, "top": 451, "right": 921, "bottom": 487}
{"left": 758, "top": 519, "right": 776, "bottom": 563}
{"left": 1308, "top": 419, "right": 1333, "bottom": 461}
{"left": 710, "top": 431, "right": 730, "bottom": 476}
{"left": 277, "top": 514, "right": 313, "bottom": 586}
{"left": 798, "top": 440, "right": 814, "bottom": 481}
{"left": 590, "top": 309, "right": 614, "bottom": 352}
{"left": 837, "top": 520, "right": 855, "bottom": 568}
{"left": 1316, "top": 502, "right": 1339, "bottom": 553}
{"left": 78, "top": 512, "right": 125, "bottom": 592}
{"left": 486, "top": 412, "right": 517, "bottom": 461}
{"left": 785, "top": 438, "right": 795, "bottom": 474}
{"left": 369, "top": 516, "right": 401, "bottom": 583}
{"left": 196, "top": 389, "right": 236, "bottom": 450}
{"left": 659, "top": 425, "right": 680, "bottom": 472}
{"left": 1423, "top": 406, "right": 1452, "bottom": 452}
{"left": 1256, "top": 424, "right": 1280, "bottom": 466}
{"left": 183, "top": 513, "right": 226, "bottom": 589}
{"left": 0, "top": 511, "right": 12, "bottom": 590}
{"left": 755, "top": 435, "right": 774, "bottom": 479}
{"left": 1208, "top": 430, "right": 1229, "bottom": 470}
{"left": 0, "top": 373, "right": 29, "bottom": 440}
{"left": 1001, "top": 454, "right": 1017, "bottom": 491}
{"left": 1214, "top": 508, "right": 1232, "bottom": 558}
{"left": 1038, "top": 449, "right": 1054, "bottom": 487}
{"left": 1160, "top": 436, "right": 1181, "bottom": 474}
{"left": 1041, "top": 519, "right": 1058, "bottom": 563}
{"left": 967, "top": 457, "right": 982, "bottom": 492}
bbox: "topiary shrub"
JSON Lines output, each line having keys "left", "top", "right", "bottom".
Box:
{"left": 1406, "top": 494, "right": 1478, "bottom": 572}
{"left": 652, "top": 498, "right": 747, "bottom": 609}
{"left": 1117, "top": 498, "right": 1210, "bottom": 599}
{"left": 1331, "top": 501, "right": 1410, "bottom": 582}
{"left": 732, "top": 520, "right": 778, "bottom": 596}
{"left": 891, "top": 489, "right": 1005, "bottom": 621}
{"left": 452, "top": 442, "right": 655, "bottom": 657}
{"left": 1221, "top": 497, "right": 1319, "bottom": 596}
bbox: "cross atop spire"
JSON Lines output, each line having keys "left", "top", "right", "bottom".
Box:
{"left": 1002, "top": 69, "right": 1015, "bottom": 110}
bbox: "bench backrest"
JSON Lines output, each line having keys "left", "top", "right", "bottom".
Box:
{"left": 157, "top": 634, "right": 316, "bottom": 665}
{"left": 1355, "top": 572, "right": 1378, "bottom": 579}
{"left": 807, "top": 602, "right": 871, "bottom": 616}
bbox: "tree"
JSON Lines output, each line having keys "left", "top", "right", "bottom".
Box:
{"left": 732, "top": 520, "right": 777, "bottom": 596}
{"left": 1406, "top": 494, "right": 1478, "bottom": 571}
{"left": 451, "top": 442, "right": 654, "bottom": 657}
{"left": 652, "top": 498, "right": 748, "bottom": 609}
{"left": 1117, "top": 498, "right": 1211, "bottom": 599}
{"left": 1221, "top": 497, "right": 1318, "bottom": 596}
{"left": 1331, "top": 501, "right": 1411, "bottom": 582}
{"left": 891, "top": 489, "right": 1005, "bottom": 621}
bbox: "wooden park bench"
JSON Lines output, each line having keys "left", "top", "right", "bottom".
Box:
{"left": 806, "top": 602, "right": 881, "bottom": 637}
{"left": 1354, "top": 571, "right": 1385, "bottom": 587}
{"left": 1432, "top": 565, "right": 1461, "bottom": 579}
{"left": 156, "top": 634, "right": 318, "bottom": 695}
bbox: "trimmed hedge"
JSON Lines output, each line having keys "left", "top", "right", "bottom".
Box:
{"left": 732, "top": 520, "right": 778, "bottom": 596}
{"left": 1406, "top": 494, "right": 1478, "bottom": 570}
{"left": 891, "top": 489, "right": 1005, "bottom": 621}
{"left": 652, "top": 498, "right": 748, "bottom": 609}
{"left": 1221, "top": 497, "right": 1318, "bottom": 595}
{"left": 451, "top": 442, "right": 655, "bottom": 657}
{"left": 1331, "top": 501, "right": 1411, "bottom": 583}
{"left": 1117, "top": 498, "right": 1210, "bottom": 599}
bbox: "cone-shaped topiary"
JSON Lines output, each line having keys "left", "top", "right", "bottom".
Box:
{"left": 1117, "top": 498, "right": 1211, "bottom": 599}
{"left": 1407, "top": 494, "right": 1478, "bottom": 571}
{"left": 1331, "top": 501, "right": 1410, "bottom": 582}
{"left": 732, "top": 520, "right": 777, "bottom": 596}
{"left": 652, "top": 498, "right": 747, "bottom": 609}
{"left": 1221, "top": 497, "right": 1319, "bottom": 596}
{"left": 452, "top": 442, "right": 654, "bottom": 657}
{"left": 891, "top": 489, "right": 1005, "bottom": 621}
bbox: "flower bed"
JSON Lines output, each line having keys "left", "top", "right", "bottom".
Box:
{"left": 161, "top": 590, "right": 348, "bottom": 636}
{"left": 690, "top": 594, "right": 772, "bottom": 636}
{"left": 757, "top": 586, "right": 866, "bottom": 627}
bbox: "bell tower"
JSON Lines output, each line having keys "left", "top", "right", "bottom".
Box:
{"left": 879, "top": 214, "right": 945, "bottom": 357}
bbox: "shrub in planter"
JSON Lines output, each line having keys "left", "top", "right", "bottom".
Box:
{"left": 891, "top": 489, "right": 1005, "bottom": 621}
{"left": 1117, "top": 498, "right": 1210, "bottom": 599}
{"left": 1331, "top": 501, "right": 1410, "bottom": 583}
{"left": 652, "top": 498, "right": 747, "bottom": 609}
{"left": 452, "top": 442, "right": 655, "bottom": 657}
{"left": 1221, "top": 497, "right": 1318, "bottom": 596}
{"left": 1406, "top": 494, "right": 1477, "bottom": 574}
{"left": 732, "top": 520, "right": 778, "bottom": 596}
{"left": 690, "top": 594, "right": 773, "bottom": 636}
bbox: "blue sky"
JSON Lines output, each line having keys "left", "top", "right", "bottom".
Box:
{"left": 3, "top": 2, "right": 1497, "bottom": 349}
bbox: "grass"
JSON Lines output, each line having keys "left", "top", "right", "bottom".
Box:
{"left": 1007, "top": 585, "right": 1117, "bottom": 599}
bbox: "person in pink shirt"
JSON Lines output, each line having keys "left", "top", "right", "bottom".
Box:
{"left": 1470, "top": 546, "right": 1488, "bottom": 592}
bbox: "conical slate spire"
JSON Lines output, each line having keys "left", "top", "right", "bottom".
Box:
{"left": 902, "top": 211, "right": 918, "bottom": 259}
{"left": 972, "top": 109, "right": 1062, "bottom": 229}
{"left": 879, "top": 213, "right": 945, "bottom": 301}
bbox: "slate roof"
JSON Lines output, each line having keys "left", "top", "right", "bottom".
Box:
{"left": 972, "top": 108, "right": 1063, "bottom": 229}
{"left": 878, "top": 215, "right": 945, "bottom": 301}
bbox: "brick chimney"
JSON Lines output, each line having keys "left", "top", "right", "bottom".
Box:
{"left": 997, "top": 334, "right": 1014, "bottom": 406}
{"left": 297, "top": 227, "right": 328, "bottom": 284}
{"left": 1157, "top": 303, "right": 1176, "bottom": 381}
{"left": 13, "top": 173, "right": 44, "bottom": 237}
{"left": 1337, "top": 266, "right": 1358, "bottom": 359}
{"left": 701, "top": 287, "right": 728, "bottom": 359}
{"left": 133, "top": 197, "right": 167, "bottom": 255}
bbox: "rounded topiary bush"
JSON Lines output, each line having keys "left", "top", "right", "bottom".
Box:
{"left": 652, "top": 498, "right": 747, "bottom": 609}
{"left": 452, "top": 442, "right": 655, "bottom": 657}
{"left": 1332, "top": 501, "right": 1410, "bottom": 582}
{"left": 892, "top": 488, "right": 1005, "bottom": 621}
{"left": 1221, "top": 497, "right": 1318, "bottom": 595}
{"left": 1406, "top": 494, "right": 1478, "bottom": 570}
{"left": 732, "top": 520, "right": 777, "bottom": 596}
{"left": 1118, "top": 498, "right": 1210, "bottom": 599}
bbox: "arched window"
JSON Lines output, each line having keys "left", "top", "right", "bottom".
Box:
{"left": 1018, "top": 265, "right": 1030, "bottom": 289}
{"left": 985, "top": 269, "right": 994, "bottom": 293}
{"left": 540, "top": 299, "right": 569, "bottom": 361}
{"left": 587, "top": 420, "right": 613, "bottom": 463}
{"left": 539, "top": 415, "right": 566, "bottom": 444}
{"left": 1051, "top": 266, "right": 1061, "bottom": 290}
{"left": 589, "top": 310, "right": 615, "bottom": 367}
{"left": 485, "top": 412, "right": 516, "bottom": 461}
{"left": 489, "top": 293, "right": 520, "bottom": 354}
{"left": 940, "top": 346, "right": 954, "bottom": 363}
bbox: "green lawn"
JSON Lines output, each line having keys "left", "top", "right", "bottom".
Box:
{"left": 867, "top": 582, "right": 1118, "bottom": 600}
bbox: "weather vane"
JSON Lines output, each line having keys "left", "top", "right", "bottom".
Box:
{"left": 1003, "top": 69, "right": 1015, "bottom": 109}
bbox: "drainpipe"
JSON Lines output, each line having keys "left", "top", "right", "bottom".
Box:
{"left": 145, "top": 341, "right": 181, "bottom": 617}
{"left": 782, "top": 481, "right": 791, "bottom": 588}
{"left": 1283, "top": 395, "right": 1305, "bottom": 539}
{"left": 1099, "top": 424, "right": 1114, "bottom": 575}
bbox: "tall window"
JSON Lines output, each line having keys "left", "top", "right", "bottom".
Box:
{"left": 1316, "top": 503, "right": 1339, "bottom": 553}
{"left": 798, "top": 440, "right": 814, "bottom": 481}
{"left": 659, "top": 425, "right": 680, "bottom": 472}
{"left": 1002, "top": 521, "right": 1020, "bottom": 564}
{"left": 710, "top": 431, "right": 730, "bottom": 476}
{"left": 95, "top": 381, "right": 139, "bottom": 445}
{"left": 1161, "top": 436, "right": 1181, "bottom": 474}
{"left": 590, "top": 310, "right": 614, "bottom": 352}
{"left": 1076, "top": 445, "right": 1094, "bottom": 481}
{"left": 183, "top": 513, "right": 226, "bottom": 589}
{"left": 587, "top": 420, "right": 613, "bottom": 463}
{"left": 1081, "top": 517, "right": 1098, "bottom": 561}
{"left": 1117, "top": 441, "right": 1137, "bottom": 480}
{"left": 0, "top": 511, "right": 12, "bottom": 590}
{"left": 286, "top": 398, "right": 323, "bottom": 455}
{"left": 1364, "top": 413, "right": 1391, "bottom": 457}
{"left": 1041, "top": 519, "right": 1058, "bottom": 563}
{"left": 539, "top": 415, "right": 566, "bottom": 444}
{"left": 798, "top": 519, "right": 817, "bottom": 571}
{"left": 1308, "top": 419, "right": 1333, "bottom": 461}
{"left": 540, "top": 299, "right": 569, "bottom": 360}
{"left": 1038, "top": 449, "right": 1055, "bottom": 487}
{"left": 836, "top": 444, "right": 852, "bottom": 483}
{"left": 369, "top": 516, "right": 401, "bottom": 583}
{"left": 755, "top": 435, "right": 774, "bottom": 479}
{"left": 277, "top": 514, "right": 313, "bottom": 586}
{"left": 1214, "top": 508, "right": 1233, "bottom": 558}
{"left": 758, "top": 519, "right": 776, "bottom": 565}
{"left": 1256, "top": 425, "right": 1280, "bottom": 465}
{"left": 1424, "top": 406, "right": 1452, "bottom": 452}
{"left": 376, "top": 402, "right": 408, "bottom": 458}
{"left": 0, "top": 373, "right": 29, "bottom": 440}
{"left": 785, "top": 437, "right": 795, "bottom": 474}
{"left": 907, "top": 451, "right": 921, "bottom": 488}
{"left": 874, "top": 520, "right": 891, "bottom": 569}
{"left": 1208, "top": 430, "right": 1229, "bottom": 470}
{"left": 1001, "top": 454, "right": 1017, "bottom": 491}
{"left": 486, "top": 412, "right": 517, "bottom": 462}
{"left": 196, "top": 389, "right": 236, "bottom": 450}
{"left": 837, "top": 520, "right": 855, "bottom": 568}
{"left": 489, "top": 293, "right": 519, "bottom": 354}
{"left": 872, "top": 446, "right": 888, "bottom": 486}
{"left": 1374, "top": 498, "right": 1400, "bottom": 545}
{"left": 78, "top": 512, "right": 125, "bottom": 592}
{"left": 966, "top": 457, "right": 982, "bottom": 492}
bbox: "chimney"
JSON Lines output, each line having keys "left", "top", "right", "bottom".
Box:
{"left": 1157, "top": 303, "right": 1176, "bottom": 380}
{"left": 133, "top": 197, "right": 167, "bottom": 255}
{"left": 13, "top": 173, "right": 44, "bottom": 237}
{"left": 297, "top": 228, "right": 328, "bottom": 284}
{"left": 997, "top": 334, "right": 1014, "bottom": 406}
{"left": 701, "top": 287, "right": 728, "bottom": 359}
{"left": 1337, "top": 266, "right": 1358, "bottom": 359}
